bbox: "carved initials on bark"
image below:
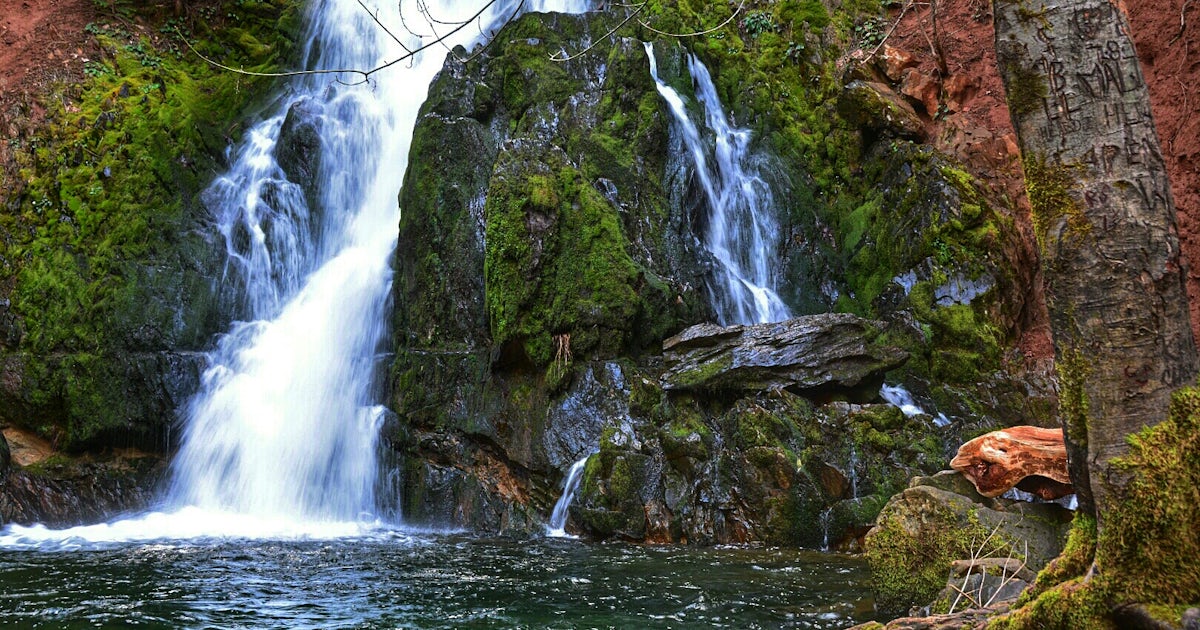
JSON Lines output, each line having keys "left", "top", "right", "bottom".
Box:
{"left": 949, "top": 426, "right": 1073, "bottom": 500}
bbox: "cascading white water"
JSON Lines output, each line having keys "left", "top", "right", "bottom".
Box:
{"left": 0, "top": 0, "right": 592, "bottom": 547}
{"left": 546, "top": 454, "right": 592, "bottom": 537}
{"left": 645, "top": 44, "right": 790, "bottom": 326}
{"left": 880, "top": 384, "right": 951, "bottom": 427}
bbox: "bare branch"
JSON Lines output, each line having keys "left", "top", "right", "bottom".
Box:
{"left": 178, "top": 0, "right": 509, "bottom": 83}
{"left": 864, "top": 0, "right": 912, "bottom": 62}
{"left": 550, "top": 3, "right": 645, "bottom": 62}
{"left": 638, "top": 0, "right": 746, "bottom": 38}
{"left": 356, "top": 0, "right": 413, "bottom": 54}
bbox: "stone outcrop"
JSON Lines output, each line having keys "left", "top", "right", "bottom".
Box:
{"left": 661, "top": 315, "right": 907, "bottom": 395}
{"left": 950, "top": 426, "right": 1072, "bottom": 499}
{"left": 388, "top": 7, "right": 1047, "bottom": 542}
{"left": 0, "top": 457, "right": 164, "bottom": 527}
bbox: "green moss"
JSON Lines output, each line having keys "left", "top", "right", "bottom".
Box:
{"left": 484, "top": 162, "right": 648, "bottom": 366}
{"left": 1022, "top": 153, "right": 1090, "bottom": 251}
{"left": 1056, "top": 348, "right": 1091, "bottom": 451}
{"left": 1005, "top": 61, "right": 1048, "bottom": 117}
{"left": 866, "top": 503, "right": 1002, "bottom": 612}
{"left": 1098, "top": 387, "right": 1200, "bottom": 604}
{"left": 1018, "top": 513, "right": 1097, "bottom": 606}
{"left": 1, "top": 0, "right": 302, "bottom": 449}
{"left": 998, "top": 387, "right": 1200, "bottom": 627}
{"left": 991, "top": 578, "right": 1115, "bottom": 630}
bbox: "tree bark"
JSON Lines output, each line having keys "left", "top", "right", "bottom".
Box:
{"left": 993, "top": 0, "right": 1197, "bottom": 530}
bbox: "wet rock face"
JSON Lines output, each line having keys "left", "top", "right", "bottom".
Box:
{"left": 275, "top": 96, "right": 324, "bottom": 207}
{"left": 0, "top": 457, "right": 165, "bottom": 528}
{"left": 661, "top": 315, "right": 907, "bottom": 398}
{"left": 0, "top": 351, "right": 205, "bottom": 452}
{"left": 390, "top": 11, "right": 712, "bottom": 534}
{"left": 570, "top": 388, "right": 947, "bottom": 546}
{"left": 394, "top": 11, "right": 710, "bottom": 359}
{"left": 0, "top": 432, "right": 9, "bottom": 480}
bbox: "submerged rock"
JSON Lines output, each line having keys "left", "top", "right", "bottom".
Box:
{"left": 661, "top": 314, "right": 907, "bottom": 398}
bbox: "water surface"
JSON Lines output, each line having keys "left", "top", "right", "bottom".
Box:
{"left": 0, "top": 534, "right": 879, "bottom": 628}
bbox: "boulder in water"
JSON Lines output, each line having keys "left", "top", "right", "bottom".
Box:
{"left": 275, "top": 96, "right": 324, "bottom": 202}
{"left": 661, "top": 314, "right": 907, "bottom": 398}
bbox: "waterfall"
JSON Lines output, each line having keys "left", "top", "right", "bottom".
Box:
{"left": 645, "top": 43, "right": 790, "bottom": 326}
{"left": 848, "top": 446, "right": 859, "bottom": 499}
{"left": 880, "top": 384, "right": 951, "bottom": 427}
{"left": 546, "top": 454, "right": 592, "bottom": 537}
{"left": 0, "top": 0, "right": 591, "bottom": 546}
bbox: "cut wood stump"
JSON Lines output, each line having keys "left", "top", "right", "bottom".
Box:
{"left": 949, "top": 426, "right": 1073, "bottom": 500}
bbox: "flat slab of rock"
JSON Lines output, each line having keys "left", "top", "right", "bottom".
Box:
{"left": 661, "top": 314, "right": 907, "bottom": 394}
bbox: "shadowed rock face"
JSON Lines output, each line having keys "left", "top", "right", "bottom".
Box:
{"left": 949, "top": 426, "right": 1072, "bottom": 499}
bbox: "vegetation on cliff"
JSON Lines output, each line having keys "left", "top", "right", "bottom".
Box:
{"left": 0, "top": 0, "right": 302, "bottom": 451}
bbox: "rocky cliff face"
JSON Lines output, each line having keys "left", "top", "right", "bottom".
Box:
{"left": 389, "top": 8, "right": 1044, "bottom": 544}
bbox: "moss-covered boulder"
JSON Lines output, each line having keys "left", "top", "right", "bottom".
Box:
{"left": 865, "top": 472, "right": 1072, "bottom": 614}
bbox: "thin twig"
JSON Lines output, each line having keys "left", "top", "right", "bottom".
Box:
{"left": 865, "top": 0, "right": 912, "bottom": 62}
{"left": 638, "top": 0, "right": 746, "bottom": 38}
{"left": 178, "top": 0, "right": 505, "bottom": 82}
{"left": 356, "top": 0, "right": 413, "bottom": 54}
{"left": 550, "top": 3, "right": 645, "bottom": 62}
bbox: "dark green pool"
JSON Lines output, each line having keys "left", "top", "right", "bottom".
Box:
{"left": 0, "top": 532, "right": 880, "bottom": 628}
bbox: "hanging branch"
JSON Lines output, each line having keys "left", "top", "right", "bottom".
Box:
{"left": 178, "top": 0, "right": 516, "bottom": 84}
{"left": 548, "top": 0, "right": 746, "bottom": 63}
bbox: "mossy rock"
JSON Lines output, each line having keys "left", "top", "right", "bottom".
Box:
{"left": 865, "top": 483, "right": 1070, "bottom": 613}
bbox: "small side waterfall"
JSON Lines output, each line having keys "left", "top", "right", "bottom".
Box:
{"left": 546, "top": 455, "right": 592, "bottom": 537}
{"left": 880, "top": 384, "right": 951, "bottom": 427}
{"left": 645, "top": 43, "right": 790, "bottom": 326}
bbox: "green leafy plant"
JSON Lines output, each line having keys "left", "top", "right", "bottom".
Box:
{"left": 742, "top": 11, "right": 777, "bottom": 37}
{"left": 854, "top": 16, "right": 888, "bottom": 48}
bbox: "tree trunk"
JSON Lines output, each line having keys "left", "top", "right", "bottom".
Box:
{"left": 993, "top": 0, "right": 1197, "bottom": 533}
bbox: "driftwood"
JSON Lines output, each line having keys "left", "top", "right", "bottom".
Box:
{"left": 949, "top": 426, "right": 1073, "bottom": 500}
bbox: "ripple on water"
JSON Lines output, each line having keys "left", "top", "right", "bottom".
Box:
{"left": 0, "top": 535, "right": 880, "bottom": 628}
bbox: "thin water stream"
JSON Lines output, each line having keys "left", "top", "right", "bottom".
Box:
{"left": 646, "top": 43, "right": 791, "bottom": 326}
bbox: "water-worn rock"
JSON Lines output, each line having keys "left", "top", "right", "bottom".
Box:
{"left": 275, "top": 96, "right": 325, "bottom": 206}
{"left": 0, "top": 456, "right": 164, "bottom": 527}
{"left": 0, "top": 432, "right": 9, "bottom": 480}
{"left": 661, "top": 314, "right": 907, "bottom": 397}
{"left": 950, "top": 426, "right": 1072, "bottom": 499}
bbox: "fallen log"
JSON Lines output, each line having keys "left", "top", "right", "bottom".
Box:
{"left": 949, "top": 426, "right": 1073, "bottom": 500}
